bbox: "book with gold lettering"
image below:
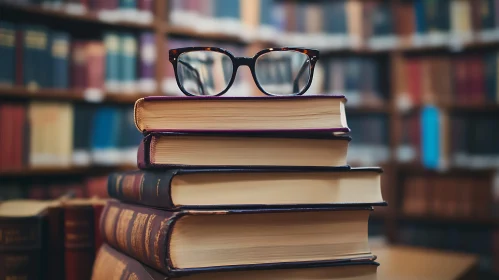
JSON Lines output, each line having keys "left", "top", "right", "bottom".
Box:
{"left": 100, "top": 200, "right": 376, "bottom": 277}
{"left": 92, "top": 242, "right": 379, "bottom": 280}
{"left": 107, "top": 167, "right": 386, "bottom": 209}
{"left": 0, "top": 199, "right": 54, "bottom": 280}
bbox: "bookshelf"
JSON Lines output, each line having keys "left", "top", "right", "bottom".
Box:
{"left": 1, "top": 0, "right": 499, "bottom": 277}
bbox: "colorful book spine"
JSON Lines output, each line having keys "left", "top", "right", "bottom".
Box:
{"left": 139, "top": 32, "right": 156, "bottom": 93}
{"left": 119, "top": 32, "right": 137, "bottom": 93}
{"left": 50, "top": 31, "right": 70, "bottom": 89}
{"left": 0, "top": 21, "right": 16, "bottom": 86}
{"left": 64, "top": 204, "right": 96, "bottom": 280}
{"left": 103, "top": 32, "right": 120, "bottom": 92}
{"left": 23, "top": 25, "right": 49, "bottom": 90}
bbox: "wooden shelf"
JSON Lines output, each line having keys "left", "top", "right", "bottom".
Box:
{"left": 0, "top": 86, "right": 149, "bottom": 104}
{"left": 1, "top": 3, "right": 155, "bottom": 30}
{"left": 0, "top": 165, "right": 136, "bottom": 177}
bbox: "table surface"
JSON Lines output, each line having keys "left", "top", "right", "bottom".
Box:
{"left": 372, "top": 244, "right": 479, "bottom": 280}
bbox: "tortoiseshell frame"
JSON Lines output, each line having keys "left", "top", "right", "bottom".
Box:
{"left": 168, "top": 47, "right": 320, "bottom": 96}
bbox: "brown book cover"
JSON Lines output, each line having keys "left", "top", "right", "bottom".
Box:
{"left": 92, "top": 243, "right": 379, "bottom": 280}
{"left": 64, "top": 201, "right": 96, "bottom": 280}
{"left": 100, "top": 200, "right": 376, "bottom": 277}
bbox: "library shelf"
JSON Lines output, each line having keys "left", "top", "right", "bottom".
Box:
{"left": 0, "top": 2, "right": 155, "bottom": 30}
{"left": 397, "top": 39, "right": 499, "bottom": 53}
{"left": 166, "top": 25, "right": 249, "bottom": 44}
{"left": 0, "top": 165, "right": 136, "bottom": 177}
{"left": 0, "top": 87, "right": 149, "bottom": 105}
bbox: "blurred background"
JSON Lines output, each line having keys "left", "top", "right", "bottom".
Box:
{"left": 0, "top": 0, "right": 498, "bottom": 277}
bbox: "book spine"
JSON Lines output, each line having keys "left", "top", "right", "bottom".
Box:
{"left": 100, "top": 200, "right": 177, "bottom": 274}
{"left": 119, "top": 33, "right": 137, "bottom": 93}
{"left": 93, "top": 203, "right": 105, "bottom": 256}
{"left": 47, "top": 205, "right": 65, "bottom": 280}
{"left": 136, "top": 133, "right": 150, "bottom": 169}
{"left": 64, "top": 205, "right": 96, "bottom": 280}
{"left": 51, "top": 32, "right": 70, "bottom": 89}
{"left": 85, "top": 41, "right": 105, "bottom": 91}
{"left": 107, "top": 170, "right": 176, "bottom": 209}
{"left": 139, "top": 32, "right": 156, "bottom": 93}
{"left": 103, "top": 33, "right": 120, "bottom": 92}
{"left": 71, "top": 41, "right": 87, "bottom": 90}
{"left": 91, "top": 243, "right": 166, "bottom": 280}
{"left": 15, "top": 28, "right": 23, "bottom": 86}
{"left": 0, "top": 21, "right": 16, "bottom": 86}
{"left": 0, "top": 217, "right": 44, "bottom": 280}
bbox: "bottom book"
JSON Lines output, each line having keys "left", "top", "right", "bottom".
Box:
{"left": 92, "top": 243, "right": 379, "bottom": 280}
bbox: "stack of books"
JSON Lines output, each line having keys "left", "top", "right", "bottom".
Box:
{"left": 91, "top": 95, "right": 386, "bottom": 279}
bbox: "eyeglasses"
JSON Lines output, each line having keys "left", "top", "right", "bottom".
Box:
{"left": 168, "top": 47, "right": 319, "bottom": 96}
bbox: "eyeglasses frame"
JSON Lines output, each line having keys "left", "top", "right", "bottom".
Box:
{"left": 168, "top": 47, "right": 320, "bottom": 96}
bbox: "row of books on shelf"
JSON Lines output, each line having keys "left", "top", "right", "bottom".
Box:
{"left": 347, "top": 114, "right": 390, "bottom": 166}
{"left": 3, "top": 0, "right": 154, "bottom": 24}
{"left": 398, "top": 224, "right": 499, "bottom": 273}
{"left": 402, "top": 175, "right": 497, "bottom": 219}
{"left": 0, "top": 198, "right": 108, "bottom": 280}
{"left": 314, "top": 56, "right": 386, "bottom": 107}
{"left": 169, "top": 0, "right": 499, "bottom": 50}
{"left": 0, "top": 175, "right": 108, "bottom": 201}
{"left": 395, "top": 51, "right": 499, "bottom": 110}
{"left": 398, "top": 110, "right": 499, "bottom": 169}
{"left": 0, "top": 102, "right": 141, "bottom": 171}
{"left": 0, "top": 21, "right": 156, "bottom": 95}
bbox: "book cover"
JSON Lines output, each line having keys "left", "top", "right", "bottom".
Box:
{"left": 100, "top": 200, "right": 375, "bottom": 276}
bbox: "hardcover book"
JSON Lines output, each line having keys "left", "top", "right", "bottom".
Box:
{"left": 100, "top": 200, "right": 375, "bottom": 275}
{"left": 137, "top": 132, "right": 351, "bottom": 169}
{"left": 0, "top": 199, "right": 55, "bottom": 280}
{"left": 133, "top": 95, "right": 349, "bottom": 133}
{"left": 92, "top": 243, "right": 379, "bottom": 280}
{"left": 107, "top": 167, "right": 386, "bottom": 209}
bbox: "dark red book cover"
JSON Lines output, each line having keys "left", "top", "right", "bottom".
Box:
{"left": 85, "top": 42, "right": 105, "bottom": 90}
{"left": 453, "top": 57, "right": 468, "bottom": 105}
{"left": 470, "top": 56, "right": 485, "bottom": 105}
{"left": 406, "top": 59, "right": 421, "bottom": 106}
{"left": 64, "top": 203, "right": 95, "bottom": 280}
{"left": 92, "top": 202, "right": 105, "bottom": 256}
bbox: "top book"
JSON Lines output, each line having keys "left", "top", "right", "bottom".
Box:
{"left": 134, "top": 95, "right": 349, "bottom": 133}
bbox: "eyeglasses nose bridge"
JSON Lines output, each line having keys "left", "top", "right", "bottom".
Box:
{"left": 234, "top": 57, "right": 253, "bottom": 68}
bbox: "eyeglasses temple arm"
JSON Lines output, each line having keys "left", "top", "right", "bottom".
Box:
{"left": 178, "top": 59, "right": 206, "bottom": 95}
{"left": 293, "top": 59, "right": 310, "bottom": 93}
